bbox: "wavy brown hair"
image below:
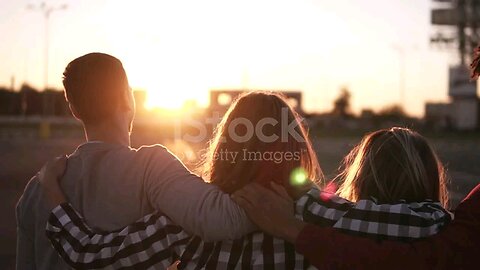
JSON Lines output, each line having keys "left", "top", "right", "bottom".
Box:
{"left": 336, "top": 127, "right": 448, "bottom": 207}
{"left": 200, "top": 91, "right": 323, "bottom": 198}
{"left": 470, "top": 45, "right": 480, "bottom": 80}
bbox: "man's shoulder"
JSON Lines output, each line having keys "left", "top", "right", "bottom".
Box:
{"left": 135, "top": 144, "right": 178, "bottom": 161}
{"left": 136, "top": 143, "right": 168, "bottom": 153}
{"left": 16, "top": 175, "right": 42, "bottom": 226}
{"left": 17, "top": 175, "right": 40, "bottom": 209}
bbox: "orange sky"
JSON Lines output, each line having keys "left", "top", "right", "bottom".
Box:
{"left": 0, "top": 0, "right": 466, "bottom": 116}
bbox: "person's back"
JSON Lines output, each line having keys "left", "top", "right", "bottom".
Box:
{"left": 16, "top": 53, "right": 254, "bottom": 269}
{"left": 16, "top": 142, "right": 160, "bottom": 269}
{"left": 16, "top": 53, "right": 139, "bottom": 269}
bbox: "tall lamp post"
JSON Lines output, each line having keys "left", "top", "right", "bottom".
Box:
{"left": 27, "top": 2, "right": 67, "bottom": 115}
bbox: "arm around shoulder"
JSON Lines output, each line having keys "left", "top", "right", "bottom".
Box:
{"left": 141, "top": 146, "right": 255, "bottom": 241}
{"left": 293, "top": 184, "right": 480, "bottom": 269}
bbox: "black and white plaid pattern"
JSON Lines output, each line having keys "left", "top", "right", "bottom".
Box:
{"left": 46, "top": 189, "right": 451, "bottom": 269}
{"left": 298, "top": 189, "right": 452, "bottom": 241}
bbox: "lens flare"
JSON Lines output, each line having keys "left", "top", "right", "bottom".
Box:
{"left": 290, "top": 167, "right": 308, "bottom": 186}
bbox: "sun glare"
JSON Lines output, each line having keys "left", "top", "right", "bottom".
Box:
{"left": 144, "top": 88, "right": 189, "bottom": 110}
{"left": 290, "top": 167, "right": 308, "bottom": 186}
{"left": 101, "top": 0, "right": 349, "bottom": 111}
{"left": 91, "top": 0, "right": 434, "bottom": 115}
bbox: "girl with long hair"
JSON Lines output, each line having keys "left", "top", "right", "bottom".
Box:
{"left": 200, "top": 91, "right": 322, "bottom": 197}
{"left": 336, "top": 127, "right": 448, "bottom": 206}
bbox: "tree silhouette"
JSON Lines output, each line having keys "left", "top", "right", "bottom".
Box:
{"left": 378, "top": 104, "right": 408, "bottom": 120}
{"left": 332, "top": 87, "right": 352, "bottom": 117}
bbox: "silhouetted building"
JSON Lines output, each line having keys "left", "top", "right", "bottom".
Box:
{"left": 0, "top": 87, "right": 22, "bottom": 115}
{"left": 0, "top": 84, "right": 70, "bottom": 116}
{"left": 19, "top": 84, "right": 42, "bottom": 115}
{"left": 425, "top": 66, "right": 479, "bottom": 130}
{"left": 208, "top": 89, "right": 303, "bottom": 116}
{"left": 425, "top": 103, "right": 452, "bottom": 130}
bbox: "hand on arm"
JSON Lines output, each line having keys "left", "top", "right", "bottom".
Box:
{"left": 37, "top": 155, "right": 68, "bottom": 208}
{"left": 232, "top": 182, "right": 306, "bottom": 243}
{"left": 144, "top": 147, "right": 255, "bottom": 241}
{"left": 168, "top": 261, "right": 180, "bottom": 270}
{"left": 293, "top": 184, "right": 480, "bottom": 270}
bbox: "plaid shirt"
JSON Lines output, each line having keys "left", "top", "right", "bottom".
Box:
{"left": 46, "top": 189, "right": 451, "bottom": 269}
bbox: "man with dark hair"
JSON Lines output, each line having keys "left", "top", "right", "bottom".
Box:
{"left": 62, "top": 53, "right": 132, "bottom": 124}
{"left": 16, "top": 53, "right": 254, "bottom": 270}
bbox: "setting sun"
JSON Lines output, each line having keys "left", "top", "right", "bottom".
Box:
{"left": 143, "top": 87, "right": 196, "bottom": 110}
{"left": 100, "top": 0, "right": 423, "bottom": 113}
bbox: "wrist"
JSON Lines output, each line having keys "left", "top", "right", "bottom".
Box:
{"left": 280, "top": 218, "right": 306, "bottom": 243}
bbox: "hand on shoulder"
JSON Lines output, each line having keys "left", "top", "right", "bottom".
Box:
{"left": 38, "top": 155, "right": 68, "bottom": 208}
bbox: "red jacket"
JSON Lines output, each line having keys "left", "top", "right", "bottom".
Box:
{"left": 295, "top": 184, "right": 480, "bottom": 269}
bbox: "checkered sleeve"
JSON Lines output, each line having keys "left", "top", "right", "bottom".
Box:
{"left": 296, "top": 189, "right": 452, "bottom": 241}
{"left": 45, "top": 203, "right": 191, "bottom": 269}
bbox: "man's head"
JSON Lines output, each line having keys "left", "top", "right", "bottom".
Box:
{"left": 63, "top": 53, "right": 134, "bottom": 128}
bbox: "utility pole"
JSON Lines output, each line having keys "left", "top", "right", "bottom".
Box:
{"left": 27, "top": 2, "right": 67, "bottom": 115}
{"left": 431, "top": 0, "right": 480, "bottom": 65}
{"left": 10, "top": 76, "right": 15, "bottom": 92}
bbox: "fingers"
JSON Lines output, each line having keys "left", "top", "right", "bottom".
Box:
{"left": 52, "top": 155, "right": 68, "bottom": 175}
{"left": 38, "top": 155, "right": 68, "bottom": 185}
{"left": 246, "top": 183, "right": 272, "bottom": 198}
{"left": 247, "top": 183, "right": 289, "bottom": 205}
{"left": 234, "top": 184, "right": 264, "bottom": 204}
{"left": 270, "top": 182, "right": 291, "bottom": 201}
{"left": 232, "top": 187, "right": 259, "bottom": 210}
{"left": 167, "top": 260, "right": 180, "bottom": 270}
{"left": 232, "top": 193, "right": 261, "bottom": 225}
{"left": 231, "top": 193, "right": 255, "bottom": 212}
{"left": 236, "top": 182, "right": 288, "bottom": 206}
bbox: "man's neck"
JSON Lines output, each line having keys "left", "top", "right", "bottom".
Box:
{"left": 84, "top": 123, "right": 131, "bottom": 146}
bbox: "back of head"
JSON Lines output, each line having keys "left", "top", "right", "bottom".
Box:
{"left": 202, "top": 91, "right": 323, "bottom": 197}
{"left": 63, "top": 53, "right": 131, "bottom": 124}
{"left": 337, "top": 127, "right": 448, "bottom": 206}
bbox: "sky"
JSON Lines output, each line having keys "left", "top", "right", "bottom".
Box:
{"left": 0, "top": 0, "right": 463, "bottom": 116}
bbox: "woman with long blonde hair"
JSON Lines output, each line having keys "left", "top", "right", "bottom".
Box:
{"left": 336, "top": 127, "right": 448, "bottom": 206}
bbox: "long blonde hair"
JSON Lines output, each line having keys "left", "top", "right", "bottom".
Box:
{"left": 336, "top": 127, "right": 448, "bottom": 206}
{"left": 200, "top": 91, "right": 323, "bottom": 197}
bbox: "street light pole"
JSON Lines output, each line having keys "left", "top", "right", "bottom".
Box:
{"left": 27, "top": 2, "right": 67, "bottom": 115}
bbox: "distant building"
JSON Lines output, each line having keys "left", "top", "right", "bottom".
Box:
{"left": 425, "top": 65, "right": 479, "bottom": 131}
{"left": 425, "top": 102, "right": 452, "bottom": 130}
{"left": 208, "top": 89, "right": 303, "bottom": 116}
{"left": 360, "top": 109, "right": 375, "bottom": 119}
{"left": 0, "top": 84, "right": 70, "bottom": 117}
{"left": 448, "top": 66, "right": 479, "bottom": 130}
{"left": 0, "top": 87, "right": 22, "bottom": 115}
